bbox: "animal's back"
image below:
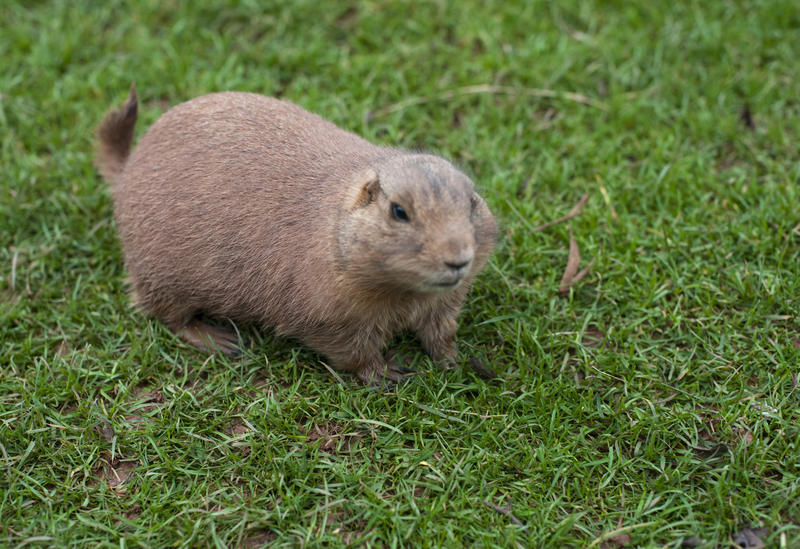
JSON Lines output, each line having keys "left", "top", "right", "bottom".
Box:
{"left": 113, "top": 92, "right": 386, "bottom": 327}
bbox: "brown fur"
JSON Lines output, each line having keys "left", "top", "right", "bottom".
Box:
{"left": 95, "top": 87, "right": 497, "bottom": 384}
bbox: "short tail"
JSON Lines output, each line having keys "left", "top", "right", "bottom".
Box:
{"left": 95, "top": 83, "right": 138, "bottom": 184}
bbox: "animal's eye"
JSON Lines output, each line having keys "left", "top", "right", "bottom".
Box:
{"left": 390, "top": 202, "right": 410, "bottom": 223}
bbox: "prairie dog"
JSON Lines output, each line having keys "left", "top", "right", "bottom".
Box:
{"left": 96, "top": 85, "right": 497, "bottom": 384}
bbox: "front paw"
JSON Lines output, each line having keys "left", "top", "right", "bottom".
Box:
{"left": 357, "top": 359, "right": 414, "bottom": 386}
{"left": 426, "top": 339, "right": 458, "bottom": 369}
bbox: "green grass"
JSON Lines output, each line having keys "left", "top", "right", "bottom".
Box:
{"left": 1, "top": 0, "right": 799, "bottom": 546}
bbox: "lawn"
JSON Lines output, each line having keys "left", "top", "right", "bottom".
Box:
{"left": 1, "top": 0, "right": 799, "bottom": 547}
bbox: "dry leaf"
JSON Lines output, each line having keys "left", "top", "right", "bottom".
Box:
{"left": 559, "top": 228, "right": 580, "bottom": 295}
{"left": 558, "top": 227, "right": 595, "bottom": 295}
{"left": 532, "top": 193, "right": 589, "bottom": 232}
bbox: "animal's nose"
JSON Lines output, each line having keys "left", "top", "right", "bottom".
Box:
{"left": 442, "top": 233, "right": 475, "bottom": 272}
{"left": 445, "top": 259, "right": 471, "bottom": 271}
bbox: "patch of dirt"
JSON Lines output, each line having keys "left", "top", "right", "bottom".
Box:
{"left": 322, "top": 509, "right": 369, "bottom": 545}
{"left": 124, "top": 504, "right": 141, "bottom": 521}
{"left": 224, "top": 419, "right": 251, "bottom": 436}
{"left": 55, "top": 340, "right": 72, "bottom": 357}
{"left": 91, "top": 454, "right": 138, "bottom": 493}
{"left": 122, "top": 386, "right": 165, "bottom": 430}
{"left": 303, "top": 421, "right": 362, "bottom": 454}
{"left": 581, "top": 326, "right": 606, "bottom": 348}
{"left": 223, "top": 419, "right": 254, "bottom": 457}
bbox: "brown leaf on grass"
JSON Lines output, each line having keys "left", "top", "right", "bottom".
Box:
{"left": 559, "top": 228, "right": 580, "bottom": 293}
{"left": 559, "top": 227, "right": 595, "bottom": 295}
{"left": 532, "top": 193, "right": 589, "bottom": 232}
{"left": 792, "top": 337, "right": 800, "bottom": 349}
{"left": 733, "top": 526, "right": 768, "bottom": 548}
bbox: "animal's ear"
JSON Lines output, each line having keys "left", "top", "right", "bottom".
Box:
{"left": 350, "top": 168, "right": 381, "bottom": 209}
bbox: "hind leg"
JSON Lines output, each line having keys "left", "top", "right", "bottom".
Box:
{"left": 130, "top": 282, "right": 241, "bottom": 355}
{"left": 171, "top": 318, "right": 241, "bottom": 356}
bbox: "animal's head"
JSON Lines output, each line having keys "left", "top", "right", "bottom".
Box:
{"left": 337, "top": 154, "right": 497, "bottom": 294}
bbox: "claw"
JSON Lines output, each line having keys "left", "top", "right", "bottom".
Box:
{"left": 357, "top": 362, "right": 413, "bottom": 386}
